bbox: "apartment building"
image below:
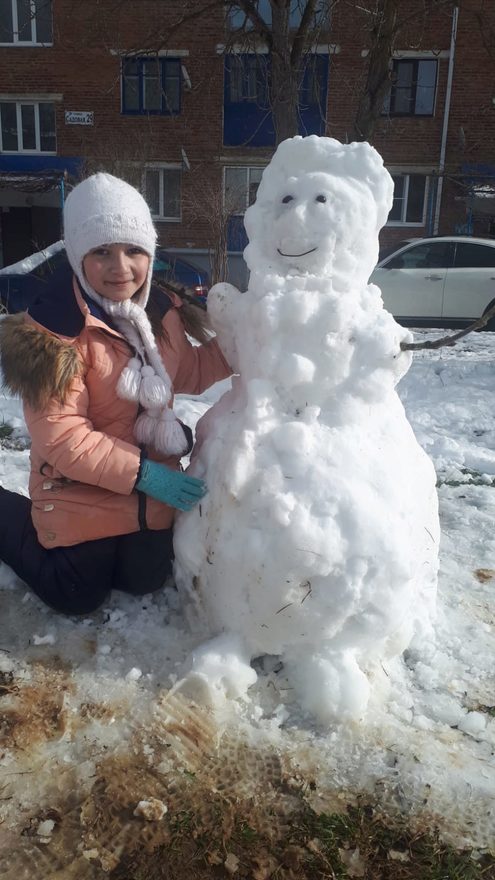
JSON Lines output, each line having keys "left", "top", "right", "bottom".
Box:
{"left": 0, "top": 0, "right": 494, "bottom": 280}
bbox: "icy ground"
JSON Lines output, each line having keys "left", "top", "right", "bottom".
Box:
{"left": 0, "top": 328, "right": 494, "bottom": 874}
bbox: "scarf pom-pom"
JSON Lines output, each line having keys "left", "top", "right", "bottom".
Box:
{"left": 117, "top": 357, "right": 142, "bottom": 401}
{"left": 139, "top": 365, "right": 171, "bottom": 408}
{"left": 135, "top": 409, "right": 160, "bottom": 446}
{"left": 154, "top": 409, "right": 189, "bottom": 456}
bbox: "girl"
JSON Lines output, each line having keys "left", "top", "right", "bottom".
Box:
{"left": 0, "top": 172, "right": 231, "bottom": 615}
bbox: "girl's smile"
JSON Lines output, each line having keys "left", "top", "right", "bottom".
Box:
{"left": 83, "top": 243, "right": 150, "bottom": 301}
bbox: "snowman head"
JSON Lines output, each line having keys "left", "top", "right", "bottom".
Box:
{"left": 244, "top": 135, "right": 393, "bottom": 284}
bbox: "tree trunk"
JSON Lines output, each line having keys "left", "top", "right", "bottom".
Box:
{"left": 271, "top": 0, "right": 300, "bottom": 144}
{"left": 353, "top": 0, "right": 399, "bottom": 142}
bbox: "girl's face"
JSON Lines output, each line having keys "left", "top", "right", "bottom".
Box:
{"left": 82, "top": 243, "right": 150, "bottom": 302}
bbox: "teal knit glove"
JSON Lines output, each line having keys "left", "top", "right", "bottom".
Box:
{"left": 136, "top": 459, "right": 207, "bottom": 511}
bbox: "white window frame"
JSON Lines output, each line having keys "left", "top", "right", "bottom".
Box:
{"left": 144, "top": 164, "right": 182, "bottom": 222}
{"left": 0, "top": 0, "right": 53, "bottom": 46}
{"left": 386, "top": 172, "right": 429, "bottom": 227}
{"left": 224, "top": 165, "right": 265, "bottom": 215}
{"left": 0, "top": 100, "right": 56, "bottom": 152}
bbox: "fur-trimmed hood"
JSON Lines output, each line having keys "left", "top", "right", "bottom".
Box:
{"left": 0, "top": 278, "right": 211, "bottom": 413}
{"left": 0, "top": 314, "right": 81, "bottom": 410}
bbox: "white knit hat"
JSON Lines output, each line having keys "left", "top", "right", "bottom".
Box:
{"left": 63, "top": 172, "right": 188, "bottom": 457}
{"left": 64, "top": 172, "right": 157, "bottom": 307}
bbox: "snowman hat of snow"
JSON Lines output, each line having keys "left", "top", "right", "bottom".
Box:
{"left": 252, "top": 135, "right": 394, "bottom": 229}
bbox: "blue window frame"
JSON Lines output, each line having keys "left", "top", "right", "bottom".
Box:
{"left": 122, "top": 57, "right": 181, "bottom": 115}
{"left": 224, "top": 52, "right": 328, "bottom": 147}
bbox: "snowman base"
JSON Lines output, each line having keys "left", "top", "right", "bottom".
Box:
{"left": 173, "top": 633, "right": 396, "bottom": 725}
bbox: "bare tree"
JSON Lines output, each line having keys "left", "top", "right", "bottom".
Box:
{"left": 351, "top": 0, "right": 459, "bottom": 143}
{"left": 352, "top": 0, "right": 400, "bottom": 142}
{"left": 227, "top": 0, "right": 332, "bottom": 143}
{"left": 182, "top": 170, "right": 253, "bottom": 283}
{"left": 182, "top": 177, "right": 230, "bottom": 284}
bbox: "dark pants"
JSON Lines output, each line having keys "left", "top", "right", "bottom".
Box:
{"left": 0, "top": 487, "right": 174, "bottom": 615}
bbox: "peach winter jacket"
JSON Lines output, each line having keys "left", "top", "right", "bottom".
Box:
{"left": 0, "top": 280, "right": 231, "bottom": 548}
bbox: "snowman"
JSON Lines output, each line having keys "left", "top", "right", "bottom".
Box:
{"left": 173, "top": 135, "right": 439, "bottom": 724}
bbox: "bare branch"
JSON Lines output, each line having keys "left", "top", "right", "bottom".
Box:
{"left": 401, "top": 303, "right": 495, "bottom": 351}
{"left": 126, "top": 0, "right": 223, "bottom": 52}
{"left": 291, "top": 0, "right": 319, "bottom": 67}
{"left": 233, "top": 0, "right": 273, "bottom": 42}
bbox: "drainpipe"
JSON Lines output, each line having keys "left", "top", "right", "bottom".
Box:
{"left": 433, "top": 4, "right": 459, "bottom": 234}
{"left": 426, "top": 170, "right": 437, "bottom": 235}
{"left": 59, "top": 174, "right": 65, "bottom": 237}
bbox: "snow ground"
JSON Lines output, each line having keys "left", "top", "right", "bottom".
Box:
{"left": 0, "top": 328, "right": 494, "bottom": 873}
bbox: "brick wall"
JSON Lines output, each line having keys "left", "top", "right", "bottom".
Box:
{"left": 1, "top": 0, "right": 494, "bottom": 257}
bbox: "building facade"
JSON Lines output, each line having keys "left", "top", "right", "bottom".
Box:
{"left": 0, "top": 0, "right": 494, "bottom": 282}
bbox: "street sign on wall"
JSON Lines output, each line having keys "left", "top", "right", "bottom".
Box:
{"left": 65, "top": 111, "right": 94, "bottom": 126}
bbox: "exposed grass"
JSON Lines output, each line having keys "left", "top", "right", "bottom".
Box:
{"left": 109, "top": 796, "right": 495, "bottom": 880}
{"left": 294, "top": 803, "right": 495, "bottom": 880}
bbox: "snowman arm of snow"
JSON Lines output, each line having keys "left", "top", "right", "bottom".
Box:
{"left": 206, "top": 282, "right": 242, "bottom": 374}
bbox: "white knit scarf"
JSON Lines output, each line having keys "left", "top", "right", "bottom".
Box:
{"left": 88, "top": 291, "right": 189, "bottom": 456}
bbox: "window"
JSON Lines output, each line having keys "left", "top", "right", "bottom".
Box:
{"left": 225, "top": 53, "right": 327, "bottom": 109}
{"left": 388, "top": 174, "right": 427, "bottom": 225}
{"left": 0, "top": 0, "right": 52, "bottom": 44}
{"left": 144, "top": 166, "right": 181, "bottom": 220}
{"left": 386, "top": 241, "right": 454, "bottom": 271}
{"left": 383, "top": 59, "right": 437, "bottom": 116}
{"left": 224, "top": 166, "right": 264, "bottom": 214}
{"left": 224, "top": 52, "right": 328, "bottom": 146}
{"left": 454, "top": 242, "right": 495, "bottom": 269}
{"left": 299, "top": 54, "right": 328, "bottom": 110}
{"left": 227, "top": 54, "right": 269, "bottom": 105}
{"left": 225, "top": 166, "right": 264, "bottom": 251}
{"left": 0, "top": 101, "right": 55, "bottom": 151}
{"left": 122, "top": 57, "right": 181, "bottom": 115}
{"left": 228, "top": 0, "right": 329, "bottom": 30}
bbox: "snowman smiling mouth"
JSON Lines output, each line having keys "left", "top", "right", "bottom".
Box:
{"left": 277, "top": 246, "right": 318, "bottom": 257}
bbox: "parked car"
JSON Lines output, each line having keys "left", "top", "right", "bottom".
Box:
{"left": 370, "top": 236, "right": 495, "bottom": 329}
{"left": 0, "top": 242, "right": 210, "bottom": 313}
{"left": 153, "top": 249, "right": 210, "bottom": 306}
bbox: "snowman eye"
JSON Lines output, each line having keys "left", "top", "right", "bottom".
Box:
{"left": 316, "top": 194, "right": 327, "bottom": 203}
{"left": 282, "top": 195, "right": 294, "bottom": 204}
